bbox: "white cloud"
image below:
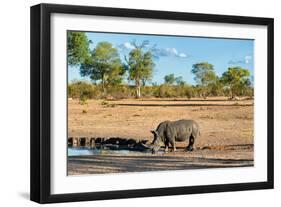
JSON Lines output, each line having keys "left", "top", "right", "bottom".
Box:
{"left": 118, "top": 42, "right": 136, "bottom": 51}
{"left": 228, "top": 55, "right": 252, "bottom": 65}
{"left": 152, "top": 47, "right": 188, "bottom": 59}
{"left": 123, "top": 42, "right": 135, "bottom": 50}
{"left": 245, "top": 55, "right": 252, "bottom": 64}
{"left": 177, "top": 53, "right": 187, "bottom": 58}
{"left": 118, "top": 42, "right": 188, "bottom": 59}
{"left": 166, "top": 48, "right": 178, "bottom": 55}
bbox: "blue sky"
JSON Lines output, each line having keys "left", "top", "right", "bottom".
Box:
{"left": 68, "top": 31, "right": 254, "bottom": 85}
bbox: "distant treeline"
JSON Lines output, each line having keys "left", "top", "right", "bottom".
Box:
{"left": 67, "top": 32, "right": 254, "bottom": 100}
{"left": 68, "top": 80, "right": 253, "bottom": 100}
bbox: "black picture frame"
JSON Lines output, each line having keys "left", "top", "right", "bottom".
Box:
{"left": 30, "top": 3, "right": 274, "bottom": 204}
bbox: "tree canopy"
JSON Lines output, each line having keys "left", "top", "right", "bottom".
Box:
{"left": 221, "top": 67, "right": 251, "bottom": 97}
{"left": 191, "top": 62, "right": 217, "bottom": 97}
{"left": 67, "top": 32, "right": 90, "bottom": 66}
{"left": 164, "top": 74, "right": 185, "bottom": 85}
{"left": 80, "top": 42, "right": 125, "bottom": 94}
{"left": 191, "top": 62, "right": 217, "bottom": 86}
{"left": 164, "top": 74, "right": 176, "bottom": 85}
{"left": 126, "top": 48, "right": 154, "bottom": 98}
{"left": 67, "top": 35, "right": 253, "bottom": 100}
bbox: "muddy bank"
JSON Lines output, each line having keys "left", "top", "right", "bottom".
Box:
{"left": 67, "top": 146, "right": 254, "bottom": 175}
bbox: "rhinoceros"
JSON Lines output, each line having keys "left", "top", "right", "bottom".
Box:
{"left": 150, "top": 119, "right": 200, "bottom": 153}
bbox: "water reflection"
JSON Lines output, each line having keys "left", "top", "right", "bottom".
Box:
{"left": 68, "top": 146, "right": 153, "bottom": 156}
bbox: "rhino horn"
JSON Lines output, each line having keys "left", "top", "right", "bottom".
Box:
{"left": 140, "top": 143, "right": 153, "bottom": 149}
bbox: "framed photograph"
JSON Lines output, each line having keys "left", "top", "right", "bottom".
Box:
{"left": 30, "top": 3, "right": 274, "bottom": 203}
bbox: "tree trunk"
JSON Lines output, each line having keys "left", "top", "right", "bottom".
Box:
{"left": 101, "top": 74, "right": 107, "bottom": 96}
{"left": 135, "top": 80, "right": 141, "bottom": 99}
{"left": 230, "top": 88, "right": 234, "bottom": 99}
{"left": 202, "top": 87, "right": 207, "bottom": 99}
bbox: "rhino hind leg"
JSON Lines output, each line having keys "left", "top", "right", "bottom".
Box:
{"left": 171, "top": 140, "right": 177, "bottom": 152}
{"left": 186, "top": 135, "right": 195, "bottom": 151}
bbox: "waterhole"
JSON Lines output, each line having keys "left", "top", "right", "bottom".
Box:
{"left": 68, "top": 146, "right": 155, "bottom": 156}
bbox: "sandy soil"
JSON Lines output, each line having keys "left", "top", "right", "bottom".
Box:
{"left": 67, "top": 97, "right": 254, "bottom": 174}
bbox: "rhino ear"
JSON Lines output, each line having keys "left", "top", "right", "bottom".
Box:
{"left": 151, "top": 130, "right": 158, "bottom": 135}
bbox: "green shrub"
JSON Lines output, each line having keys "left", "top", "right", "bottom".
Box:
{"left": 79, "top": 96, "right": 88, "bottom": 105}
{"left": 68, "top": 81, "right": 102, "bottom": 99}
{"left": 101, "top": 100, "right": 116, "bottom": 107}
{"left": 68, "top": 80, "right": 254, "bottom": 99}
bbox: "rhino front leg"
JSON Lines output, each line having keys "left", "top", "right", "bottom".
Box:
{"left": 164, "top": 140, "right": 169, "bottom": 152}
{"left": 186, "top": 135, "right": 195, "bottom": 151}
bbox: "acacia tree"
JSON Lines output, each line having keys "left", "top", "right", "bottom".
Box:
{"left": 221, "top": 67, "right": 251, "bottom": 98}
{"left": 191, "top": 62, "right": 217, "bottom": 98}
{"left": 164, "top": 74, "right": 185, "bottom": 85}
{"left": 67, "top": 31, "right": 90, "bottom": 66}
{"left": 80, "top": 42, "right": 125, "bottom": 94}
{"left": 126, "top": 48, "right": 154, "bottom": 98}
{"left": 164, "top": 74, "right": 176, "bottom": 85}
{"left": 175, "top": 76, "right": 185, "bottom": 86}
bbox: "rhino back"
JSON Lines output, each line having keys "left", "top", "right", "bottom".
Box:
{"left": 167, "top": 120, "right": 199, "bottom": 141}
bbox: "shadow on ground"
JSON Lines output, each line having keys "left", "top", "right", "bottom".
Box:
{"left": 18, "top": 192, "right": 29, "bottom": 200}
{"left": 67, "top": 149, "right": 254, "bottom": 175}
{"left": 116, "top": 103, "right": 253, "bottom": 107}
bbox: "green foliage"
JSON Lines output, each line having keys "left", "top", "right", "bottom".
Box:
{"left": 79, "top": 96, "right": 88, "bottom": 105}
{"left": 106, "top": 85, "right": 134, "bottom": 99}
{"left": 191, "top": 62, "right": 217, "bottom": 86}
{"left": 68, "top": 80, "right": 253, "bottom": 100}
{"left": 164, "top": 74, "right": 185, "bottom": 86}
{"left": 221, "top": 67, "right": 251, "bottom": 97}
{"left": 80, "top": 42, "right": 125, "bottom": 94}
{"left": 150, "top": 84, "right": 194, "bottom": 98}
{"left": 191, "top": 62, "right": 217, "bottom": 98}
{"left": 164, "top": 74, "right": 176, "bottom": 85}
{"left": 126, "top": 47, "right": 154, "bottom": 98}
{"left": 207, "top": 78, "right": 224, "bottom": 96}
{"left": 100, "top": 100, "right": 108, "bottom": 106}
{"left": 178, "top": 84, "right": 194, "bottom": 98}
{"left": 100, "top": 100, "right": 117, "bottom": 108}
{"left": 67, "top": 31, "right": 90, "bottom": 66}
{"left": 68, "top": 81, "right": 102, "bottom": 100}
{"left": 67, "top": 36, "right": 254, "bottom": 99}
{"left": 175, "top": 76, "right": 185, "bottom": 86}
{"left": 159, "top": 84, "right": 177, "bottom": 97}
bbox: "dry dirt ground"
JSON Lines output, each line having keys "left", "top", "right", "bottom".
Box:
{"left": 67, "top": 97, "right": 254, "bottom": 175}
